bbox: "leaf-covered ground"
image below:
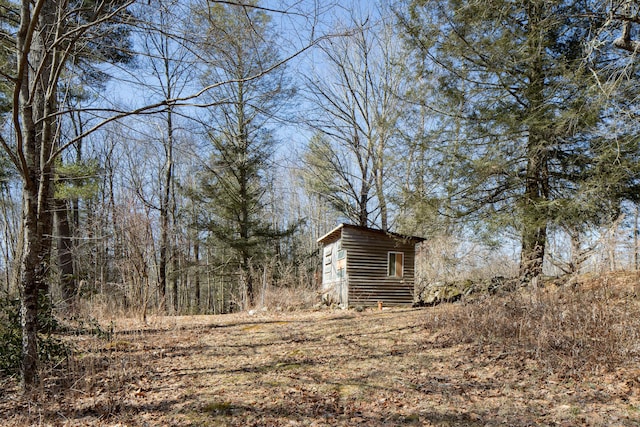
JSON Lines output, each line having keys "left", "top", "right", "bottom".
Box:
{"left": 1, "top": 298, "right": 640, "bottom": 426}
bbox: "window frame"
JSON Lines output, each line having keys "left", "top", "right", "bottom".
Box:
{"left": 387, "top": 251, "right": 404, "bottom": 278}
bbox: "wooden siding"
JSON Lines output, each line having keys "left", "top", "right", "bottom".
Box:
{"left": 341, "top": 227, "right": 418, "bottom": 306}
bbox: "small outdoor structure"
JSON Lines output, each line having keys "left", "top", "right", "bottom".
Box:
{"left": 317, "top": 223, "right": 425, "bottom": 308}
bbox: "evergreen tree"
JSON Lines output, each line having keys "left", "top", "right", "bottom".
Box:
{"left": 190, "top": 0, "right": 295, "bottom": 307}
{"left": 398, "top": 0, "right": 637, "bottom": 283}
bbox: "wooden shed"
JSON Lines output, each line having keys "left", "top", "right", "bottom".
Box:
{"left": 317, "top": 223, "right": 425, "bottom": 308}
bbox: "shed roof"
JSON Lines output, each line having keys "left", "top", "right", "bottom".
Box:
{"left": 317, "top": 223, "right": 426, "bottom": 245}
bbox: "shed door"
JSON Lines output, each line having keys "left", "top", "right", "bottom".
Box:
{"left": 323, "top": 245, "right": 333, "bottom": 286}
{"left": 336, "top": 247, "right": 347, "bottom": 307}
{"left": 322, "top": 241, "right": 348, "bottom": 307}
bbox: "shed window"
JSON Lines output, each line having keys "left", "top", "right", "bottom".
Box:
{"left": 388, "top": 252, "right": 404, "bottom": 278}
{"left": 336, "top": 250, "right": 346, "bottom": 278}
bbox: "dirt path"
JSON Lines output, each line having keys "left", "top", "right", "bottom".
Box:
{"left": 1, "top": 307, "right": 639, "bottom": 426}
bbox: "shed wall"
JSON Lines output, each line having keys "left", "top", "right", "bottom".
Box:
{"left": 342, "top": 228, "right": 417, "bottom": 306}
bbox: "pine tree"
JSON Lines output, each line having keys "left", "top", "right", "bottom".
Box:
{"left": 190, "top": 0, "right": 295, "bottom": 307}
{"left": 398, "top": 0, "right": 635, "bottom": 283}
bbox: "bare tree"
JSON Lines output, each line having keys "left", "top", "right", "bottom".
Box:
{"left": 302, "top": 10, "right": 406, "bottom": 230}
{"left": 133, "top": 0, "right": 197, "bottom": 313}
{"left": 0, "top": 0, "right": 330, "bottom": 388}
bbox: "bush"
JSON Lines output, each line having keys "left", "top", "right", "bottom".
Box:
{"left": 0, "top": 296, "right": 22, "bottom": 375}
{"left": 423, "top": 272, "right": 640, "bottom": 378}
{"left": 0, "top": 291, "right": 69, "bottom": 376}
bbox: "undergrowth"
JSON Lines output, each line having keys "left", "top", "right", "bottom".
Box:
{"left": 0, "top": 291, "right": 69, "bottom": 376}
{"left": 425, "top": 272, "right": 640, "bottom": 378}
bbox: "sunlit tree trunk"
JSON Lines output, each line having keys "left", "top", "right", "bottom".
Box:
{"left": 16, "top": 0, "right": 58, "bottom": 387}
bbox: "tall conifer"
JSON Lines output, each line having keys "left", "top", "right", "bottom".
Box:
{"left": 399, "top": 0, "right": 637, "bottom": 282}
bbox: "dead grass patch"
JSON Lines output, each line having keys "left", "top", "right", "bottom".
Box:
{"left": 0, "top": 272, "right": 638, "bottom": 426}
{"left": 428, "top": 271, "right": 640, "bottom": 378}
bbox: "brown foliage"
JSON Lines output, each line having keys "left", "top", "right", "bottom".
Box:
{"left": 425, "top": 272, "right": 640, "bottom": 378}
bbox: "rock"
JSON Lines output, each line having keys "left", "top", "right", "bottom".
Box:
{"left": 414, "top": 276, "right": 518, "bottom": 306}
{"left": 415, "top": 282, "right": 463, "bottom": 306}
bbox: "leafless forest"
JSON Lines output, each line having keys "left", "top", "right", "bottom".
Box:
{"left": 1, "top": 0, "right": 640, "bottom": 420}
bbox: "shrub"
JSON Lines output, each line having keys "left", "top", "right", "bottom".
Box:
{"left": 0, "top": 296, "right": 22, "bottom": 375}
{"left": 423, "top": 272, "right": 640, "bottom": 378}
{"left": 0, "top": 291, "right": 69, "bottom": 376}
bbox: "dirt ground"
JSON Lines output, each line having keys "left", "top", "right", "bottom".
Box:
{"left": 1, "top": 304, "right": 639, "bottom": 426}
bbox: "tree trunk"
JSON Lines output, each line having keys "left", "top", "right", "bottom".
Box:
{"left": 358, "top": 182, "right": 369, "bottom": 228}
{"left": 158, "top": 91, "right": 175, "bottom": 314}
{"left": 19, "top": 172, "right": 55, "bottom": 388}
{"left": 519, "top": 2, "right": 549, "bottom": 285}
{"left": 243, "top": 257, "right": 254, "bottom": 307}
{"left": 194, "top": 239, "right": 200, "bottom": 313}
{"left": 519, "top": 215, "right": 547, "bottom": 282}
{"left": 55, "top": 198, "right": 75, "bottom": 307}
{"left": 375, "top": 153, "right": 388, "bottom": 232}
{"left": 16, "top": 0, "right": 58, "bottom": 388}
{"left": 519, "top": 128, "right": 549, "bottom": 283}
{"left": 520, "top": 136, "right": 548, "bottom": 282}
{"left": 158, "top": 211, "right": 168, "bottom": 312}
{"left": 634, "top": 204, "right": 639, "bottom": 271}
{"left": 19, "top": 189, "right": 43, "bottom": 387}
{"left": 172, "top": 252, "right": 179, "bottom": 313}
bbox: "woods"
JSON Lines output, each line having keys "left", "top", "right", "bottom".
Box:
{"left": 1, "top": 0, "right": 640, "bottom": 391}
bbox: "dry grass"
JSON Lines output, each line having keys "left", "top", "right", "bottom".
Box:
{"left": 259, "top": 283, "right": 320, "bottom": 312}
{"left": 0, "top": 272, "right": 639, "bottom": 426}
{"left": 431, "top": 271, "right": 640, "bottom": 377}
